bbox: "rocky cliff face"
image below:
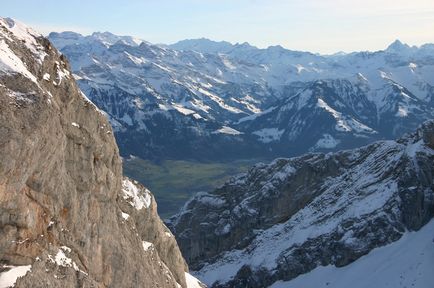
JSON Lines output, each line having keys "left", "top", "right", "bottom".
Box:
{"left": 0, "top": 18, "right": 199, "bottom": 288}
{"left": 170, "top": 119, "right": 434, "bottom": 287}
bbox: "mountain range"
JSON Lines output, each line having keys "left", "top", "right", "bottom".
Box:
{"left": 169, "top": 119, "right": 434, "bottom": 287}
{"left": 48, "top": 32, "right": 434, "bottom": 161}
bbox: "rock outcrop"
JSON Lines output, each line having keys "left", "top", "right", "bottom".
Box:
{"left": 170, "top": 119, "right": 434, "bottom": 287}
{"left": 0, "top": 17, "right": 197, "bottom": 288}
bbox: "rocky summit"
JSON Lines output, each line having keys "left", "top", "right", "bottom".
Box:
{"left": 169, "top": 119, "right": 434, "bottom": 287}
{"left": 0, "top": 17, "right": 203, "bottom": 288}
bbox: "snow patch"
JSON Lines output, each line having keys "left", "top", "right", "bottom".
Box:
{"left": 252, "top": 128, "right": 284, "bottom": 143}
{"left": 122, "top": 179, "right": 151, "bottom": 210}
{"left": 173, "top": 104, "right": 196, "bottom": 115}
{"left": 0, "top": 40, "right": 38, "bottom": 84}
{"left": 48, "top": 246, "right": 87, "bottom": 275}
{"left": 314, "top": 134, "right": 340, "bottom": 149}
{"left": 212, "top": 126, "right": 243, "bottom": 135}
{"left": 0, "top": 265, "right": 31, "bottom": 288}
{"left": 317, "top": 98, "right": 376, "bottom": 134}
{"left": 0, "top": 17, "right": 47, "bottom": 63}
{"left": 185, "top": 272, "right": 204, "bottom": 288}
{"left": 121, "top": 212, "right": 130, "bottom": 220}
{"left": 270, "top": 219, "right": 434, "bottom": 288}
{"left": 142, "top": 241, "right": 153, "bottom": 252}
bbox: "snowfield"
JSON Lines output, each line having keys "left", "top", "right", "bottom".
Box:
{"left": 270, "top": 219, "right": 434, "bottom": 288}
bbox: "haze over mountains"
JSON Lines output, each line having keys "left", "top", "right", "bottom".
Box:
{"left": 49, "top": 31, "right": 434, "bottom": 161}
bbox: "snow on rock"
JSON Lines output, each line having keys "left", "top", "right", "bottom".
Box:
{"left": 317, "top": 98, "right": 376, "bottom": 134}
{"left": 142, "top": 241, "right": 154, "bottom": 252}
{"left": 252, "top": 128, "right": 284, "bottom": 143}
{"left": 212, "top": 126, "right": 243, "bottom": 135}
{"left": 47, "top": 246, "right": 87, "bottom": 275}
{"left": 122, "top": 178, "right": 151, "bottom": 210}
{"left": 0, "top": 39, "right": 38, "bottom": 84}
{"left": 173, "top": 104, "right": 196, "bottom": 115}
{"left": 53, "top": 61, "right": 70, "bottom": 86}
{"left": 237, "top": 106, "right": 277, "bottom": 123}
{"left": 7, "top": 90, "right": 35, "bottom": 104}
{"left": 0, "top": 17, "right": 47, "bottom": 63}
{"left": 270, "top": 219, "right": 434, "bottom": 288}
{"left": 195, "top": 192, "right": 226, "bottom": 208}
{"left": 184, "top": 123, "right": 434, "bottom": 287}
{"left": 314, "top": 133, "right": 340, "bottom": 149}
{"left": 121, "top": 212, "right": 130, "bottom": 220}
{"left": 235, "top": 145, "right": 395, "bottom": 271}
{"left": 396, "top": 106, "right": 409, "bottom": 117}
{"left": 0, "top": 265, "right": 31, "bottom": 288}
{"left": 79, "top": 91, "right": 105, "bottom": 115}
{"left": 185, "top": 272, "right": 205, "bottom": 288}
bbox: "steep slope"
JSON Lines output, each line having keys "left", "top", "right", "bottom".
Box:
{"left": 270, "top": 219, "right": 434, "bottom": 288}
{"left": 169, "top": 120, "right": 434, "bottom": 287}
{"left": 50, "top": 34, "right": 434, "bottom": 160}
{"left": 238, "top": 78, "right": 433, "bottom": 154}
{"left": 0, "top": 17, "right": 200, "bottom": 288}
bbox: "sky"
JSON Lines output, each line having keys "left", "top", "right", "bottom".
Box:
{"left": 2, "top": 0, "right": 434, "bottom": 54}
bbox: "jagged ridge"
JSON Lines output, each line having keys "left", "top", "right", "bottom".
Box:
{"left": 169, "top": 120, "right": 434, "bottom": 287}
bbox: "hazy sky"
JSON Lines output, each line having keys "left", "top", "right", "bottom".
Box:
{"left": 2, "top": 0, "right": 434, "bottom": 54}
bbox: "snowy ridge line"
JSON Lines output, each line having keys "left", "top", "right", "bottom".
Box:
{"left": 172, "top": 120, "right": 434, "bottom": 287}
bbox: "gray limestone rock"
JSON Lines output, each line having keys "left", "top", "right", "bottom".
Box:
{"left": 0, "top": 18, "right": 189, "bottom": 288}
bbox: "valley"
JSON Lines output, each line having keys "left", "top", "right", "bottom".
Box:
{"left": 49, "top": 31, "right": 434, "bottom": 219}
{"left": 123, "top": 157, "right": 260, "bottom": 217}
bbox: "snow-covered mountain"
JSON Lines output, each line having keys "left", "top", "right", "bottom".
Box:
{"left": 169, "top": 120, "right": 434, "bottom": 287}
{"left": 49, "top": 32, "right": 434, "bottom": 160}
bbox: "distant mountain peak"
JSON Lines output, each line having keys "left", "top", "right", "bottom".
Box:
{"left": 2, "top": 17, "right": 16, "bottom": 28}
{"left": 170, "top": 38, "right": 236, "bottom": 53}
{"left": 386, "top": 39, "right": 411, "bottom": 52}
